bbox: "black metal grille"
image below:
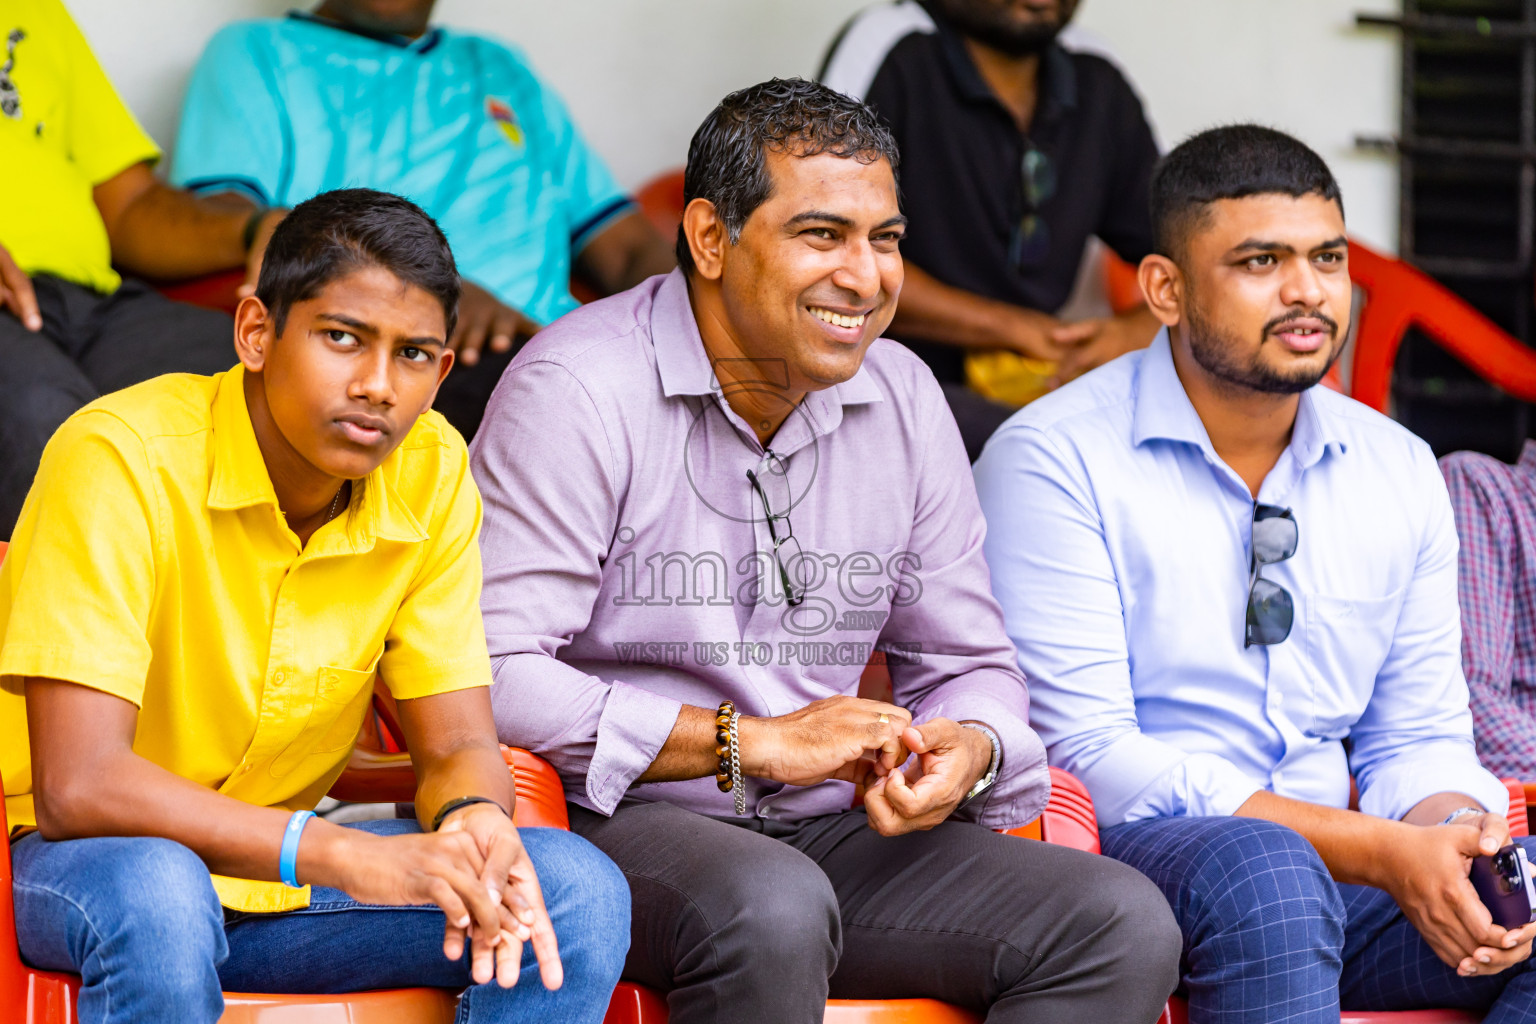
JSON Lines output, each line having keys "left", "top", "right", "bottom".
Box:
{"left": 1358, "top": 0, "right": 1536, "bottom": 459}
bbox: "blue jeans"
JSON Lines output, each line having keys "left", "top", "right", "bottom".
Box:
{"left": 12, "top": 818, "right": 629, "bottom": 1024}
{"left": 1103, "top": 815, "right": 1536, "bottom": 1024}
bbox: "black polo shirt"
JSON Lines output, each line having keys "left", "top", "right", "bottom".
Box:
{"left": 820, "top": 1, "right": 1160, "bottom": 383}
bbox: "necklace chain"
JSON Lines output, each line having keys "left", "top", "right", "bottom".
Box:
{"left": 325, "top": 483, "right": 345, "bottom": 525}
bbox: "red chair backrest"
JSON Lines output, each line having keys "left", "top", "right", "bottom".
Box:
{"left": 156, "top": 270, "right": 245, "bottom": 316}
{"left": 0, "top": 757, "right": 30, "bottom": 1016}
{"left": 1102, "top": 249, "right": 1145, "bottom": 316}
{"left": 635, "top": 169, "right": 685, "bottom": 240}
{"left": 1338, "top": 241, "right": 1536, "bottom": 413}
{"left": 1507, "top": 780, "right": 1529, "bottom": 838}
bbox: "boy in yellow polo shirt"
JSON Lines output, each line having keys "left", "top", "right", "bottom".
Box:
{"left": 0, "top": 188, "right": 627, "bottom": 1024}
{"left": 0, "top": 0, "right": 289, "bottom": 538}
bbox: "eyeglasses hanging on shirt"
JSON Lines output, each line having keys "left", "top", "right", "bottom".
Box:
{"left": 1008, "top": 142, "right": 1057, "bottom": 271}
{"left": 1246, "top": 504, "right": 1298, "bottom": 647}
{"left": 746, "top": 451, "right": 805, "bottom": 607}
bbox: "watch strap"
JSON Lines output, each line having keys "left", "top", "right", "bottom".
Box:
{"left": 1439, "top": 806, "right": 1486, "bottom": 827}
{"left": 960, "top": 722, "right": 1001, "bottom": 804}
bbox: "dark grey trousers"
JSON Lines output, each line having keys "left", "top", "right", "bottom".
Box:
{"left": 569, "top": 800, "right": 1182, "bottom": 1024}
{"left": 0, "top": 275, "right": 234, "bottom": 536}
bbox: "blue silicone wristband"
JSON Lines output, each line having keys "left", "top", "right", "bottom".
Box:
{"left": 279, "top": 810, "right": 316, "bottom": 888}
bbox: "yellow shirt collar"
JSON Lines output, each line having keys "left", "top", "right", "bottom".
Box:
{"left": 205, "top": 365, "right": 429, "bottom": 551}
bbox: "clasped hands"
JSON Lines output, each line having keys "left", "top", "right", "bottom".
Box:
{"left": 737, "top": 694, "right": 993, "bottom": 836}
{"left": 1389, "top": 812, "right": 1536, "bottom": 978}
{"left": 316, "top": 801, "right": 562, "bottom": 990}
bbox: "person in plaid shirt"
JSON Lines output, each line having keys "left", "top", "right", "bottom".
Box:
{"left": 1443, "top": 442, "right": 1536, "bottom": 778}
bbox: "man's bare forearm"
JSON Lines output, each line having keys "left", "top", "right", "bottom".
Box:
{"left": 636, "top": 704, "right": 720, "bottom": 783}
{"left": 1402, "top": 791, "right": 1490, "bottom": 828}
{"left": 1235, "top": 789, "right": 1412, "bottom": 887}
{"left": 93, "top": 163, "right": 257, "bottom": 279}
{"left": 1235, "top": 788, "right": 1491, "bottom": 887}
{"left": 25, "top": 677, "right": 340, "bottom": 881}
{"left": 412, "top": 743, "right": 517, "bottom": 832}
{"left": 577, "top": 211, "right": 677, "bottom": 296}
{"left": 891, "top": 262, "right": 1052, "bottom": 350}
{"left": 397, "top": 688, "right": 519, "bottom": 831}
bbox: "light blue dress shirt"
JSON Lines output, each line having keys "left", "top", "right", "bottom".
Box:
{"left": 171, "top": 14, "right": 633, "bottom": 327}
{"left": 974, "top": 329, "right": 1507, "bottom": 827}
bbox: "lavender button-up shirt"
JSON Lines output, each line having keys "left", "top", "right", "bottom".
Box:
{"left": 470, "top": 270, "right": 1047, "bottom": 828}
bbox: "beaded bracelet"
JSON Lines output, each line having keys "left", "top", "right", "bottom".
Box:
{"left": 714, "top": 700, "right": 735, "bottom": 791}
{"left": 714, "top": 700, "right": 747, "bottom": 816}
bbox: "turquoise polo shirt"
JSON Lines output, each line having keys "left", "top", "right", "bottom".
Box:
{"left": 171, "top": 12, "right": 634, "bottom": 326}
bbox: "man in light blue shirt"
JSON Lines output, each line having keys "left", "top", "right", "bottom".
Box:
{"left": 172, "top": 0, "right": 674, "bottom": 437}
{"left": 976, "top": 125, "right": 1536, "bottom": 1022}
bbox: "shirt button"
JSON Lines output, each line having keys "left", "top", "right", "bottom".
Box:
{"left": 274, "top": 671, "right": 285, "bottom": 684}
{"left": 324, "top": 674, "right": 338, "bottom": 686}
{"left": 1272, "top": 692, "right": 1286, "bottom": 706}
{"left": 239, "top": 764, "right": 253, "bottom": 775}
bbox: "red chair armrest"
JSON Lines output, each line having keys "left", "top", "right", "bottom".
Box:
{"left": 504, "top": 748, "right": 570, "bottom": 830}
{"left": 1000, "top": 767, "right": 1100, "bottom": 853}
{"left": 1505, "top": 779, "right": 1529, "bottom": 838}
{"left": 326, "top": 747, "right": 416, "bottom": 803}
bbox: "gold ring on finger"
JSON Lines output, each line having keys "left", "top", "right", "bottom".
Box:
{"left": 877, "top": 713, "right": 890, "bottom": 724}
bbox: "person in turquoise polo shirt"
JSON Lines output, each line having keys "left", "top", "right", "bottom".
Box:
{"left": 172, "top": 0, "right": 676, "bottom": 438}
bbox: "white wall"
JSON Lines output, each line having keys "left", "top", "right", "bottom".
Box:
{"left": 68, "top": 0, "right": 1402, "bottom": 251}
{"left": 1070, "top": 1, "right": 1402, "bottom": 251}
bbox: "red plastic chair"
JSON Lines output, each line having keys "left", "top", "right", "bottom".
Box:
{"left": 635, "top": 169, "right": 686, "bottom": 240}
{"left": 156, "top": 270, "right": 246, "bottom": 316}
{"left": 1334, "top": 241, "right": 1536, "bottom": 415}
{"left": 1102, "top": 248, "right": 1145, "bottom": 317}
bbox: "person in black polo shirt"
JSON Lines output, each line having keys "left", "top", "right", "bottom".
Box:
{"left": 821, "top": 0, "right": 1162, "bottom": 459}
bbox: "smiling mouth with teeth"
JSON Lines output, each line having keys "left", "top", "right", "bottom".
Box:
{"left": 809, "top": 306, "right": 867, "bottom": 329}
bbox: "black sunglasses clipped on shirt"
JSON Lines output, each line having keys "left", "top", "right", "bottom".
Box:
{"left": 1246, "top": 504, "right": 1298, "bottom": 647}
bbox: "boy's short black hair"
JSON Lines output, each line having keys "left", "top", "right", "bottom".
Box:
{"left": 678, "top": 77, "right": 899, "bottom": 274}
{"left": 1151, "top": 125, "right": 1344, "bottom": 262}
{"left": 256, "top": 188, "right": 460, "bottom": 337}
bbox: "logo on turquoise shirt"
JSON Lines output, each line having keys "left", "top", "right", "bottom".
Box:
{"left": 485, "top": 96, "right": 524, "bottom": 151}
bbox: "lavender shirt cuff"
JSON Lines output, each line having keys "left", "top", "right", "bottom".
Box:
{"left": 911, "top": 672, "right": 1049, "bottom": 831}
{"left": 586, "top": 683, "right": 684, "bottom": 815}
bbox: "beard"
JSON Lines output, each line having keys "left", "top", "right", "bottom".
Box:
{"left": 933, "top": 0, "right": 1080, "bottom": 57}
{"left": 1184, "top": 297, "right": 1342, "bottom": 396}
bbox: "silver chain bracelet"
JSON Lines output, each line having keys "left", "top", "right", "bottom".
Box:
{"left": 729, "top": 710, "right": 746, "bottom": 817}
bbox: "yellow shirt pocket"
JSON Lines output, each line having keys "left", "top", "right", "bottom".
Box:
{"left": 267, "top": 665, "right": 378, "bottom": 780}
{"left": 310, "top": 665, "right": 379, "bottom": 753}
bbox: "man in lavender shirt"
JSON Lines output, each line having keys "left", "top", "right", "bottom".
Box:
{"left": 470, "top": 78, "right": 1180, "bottom": 1024}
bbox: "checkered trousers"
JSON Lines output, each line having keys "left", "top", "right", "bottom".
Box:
{"left": 1102, "top": 814, "right": 1536, "bottom": 1023}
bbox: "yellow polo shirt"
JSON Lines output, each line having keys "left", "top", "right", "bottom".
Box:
{"left": 0, "top": 0, "right": 162, "bottom": 293}
{"left": 0, "top": 366, "right": 492, "bottom": 912}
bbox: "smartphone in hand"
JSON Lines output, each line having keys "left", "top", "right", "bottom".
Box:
{"left": 1471, "top": 844, "right": 1536, "bottom": 930}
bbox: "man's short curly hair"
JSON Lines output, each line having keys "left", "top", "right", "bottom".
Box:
{"left": 677, "top": 77, "right": 900, "bottom": 274}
